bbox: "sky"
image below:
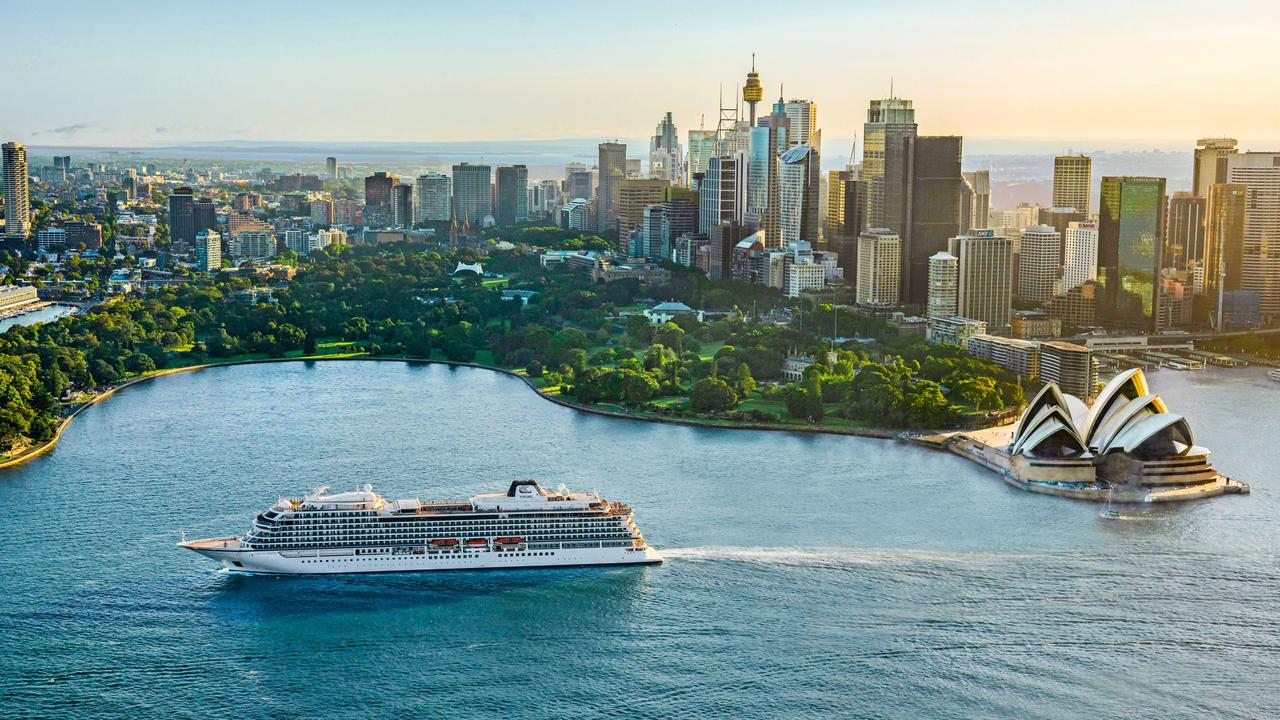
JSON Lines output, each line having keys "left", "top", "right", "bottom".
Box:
{"left": 6, "top": 0, "right": 1280, "bottom": 151}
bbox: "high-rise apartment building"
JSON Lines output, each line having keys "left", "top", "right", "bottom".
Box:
{"left": 926, "top": 251, "right": 959, "bottom": 319}
{"left": 597, "top": 142, "right": 627, "bottom": 233}
{"left": 1193, "top": 138, "right": 1238, "bottom": 198}
{"left": 451, "top": 163, "right": 492, "bottom": 227}
{"left": 415, "top": 173, "right": 451, "bottom": 223}
{"left": 862, "top": 97, "right": 917, "bottom": 233}
{"left": 856, "top": 229, "right": 901, "bottom": 307}
{"left": 495, "top": 165, "right": 529, "bottom": 226}
{"left": 777, "top": 144, "right": 821, "bottom": 246}
{"left": 325, "top": 156, "right": 338, "bottom": 180}
{"left": 2, "top": 142, "right": 31, "bottom": 239}
{"left": 1018, "top": 225, "right": 1063, "bottom": 303}
{"left": 1225, "top": 152, "right": 1280, "bottom": 320}
{"left": 195, "top": 230, "right": 221, "bottom": 273}
{"left": 1062, "top": 221, "right": 1099, "bottom": 293}
{"left": 310, "top": 198, "right": 334, "bottom": 227}
{"left": 1097, "top": 176, "right": 1166, "bottom": 332}
{"left": 168, "top": 187, "right": 196, "bottom": 247}
{"left": 948, "top": 230, "right": 1014, "bottom": 329}
{"left": 1052, "top": 155, "right": 1092, "bottom": 214}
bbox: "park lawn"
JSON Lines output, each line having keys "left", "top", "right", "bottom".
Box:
{"left": 696, "top": 342, "right": 726, "bottom": 362}
{"left": 480, "top": 277, "right": 510, "bottom": 287}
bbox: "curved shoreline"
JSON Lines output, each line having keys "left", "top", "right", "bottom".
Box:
{"left": 0, "top": 355, "right": 910, "bottom": 471}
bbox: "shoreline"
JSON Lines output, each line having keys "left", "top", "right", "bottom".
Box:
{"left": 0, "top": 355, "right": 915, "bottom": 471}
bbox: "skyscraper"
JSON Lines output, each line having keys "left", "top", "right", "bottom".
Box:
{"left": 1225, "top": 152, "right": 1280, "bottom": 320}
{"left": 1017, "top": 225, "right": 1063, "bottom": 303}
{"left": 903, "top": 135, "right": 964, "bottom": 304}
{"left": 1166, "top": 192, "right": 1205, "bottom": 272}
{"left": 856, "top": 229, "right": 901, "bottom": 307}
{"left": 193, "top": 196, "right": 216, "bottom": 236}
{"left": 195, "top": 230, "right": 221, "bottom": 273}
{"left": 698, "top": 154, "right": 743, "bottom": 235}
{"left": 392, "top": 182, "right": 414, "bottom": 228}
{"left": 862, "top": 97, "right": 917, "bottom": 233}
{"left": 1202, "top": 183, "right": 1247, "bottom": 326}
{"left": 597, "top": 142, "right": 626, "bottom": 233}
{"left": 2, "top": 142, "right": 31, "bottom": 239}
{"left": 1062, "top": 221, "right": 1099, "bottom": 293}
{"left": 783, "top": 100, "right": 818, "bottom": 148}
{"left": 617, "top": 178, "right": 669, "bottom": 242}
{"left": 927, "top": 251, "right": 959, "bottom": 318}
{"left": 826, "top": 170, "right": 866, "bottom": 279}
{"left": 168, "top": 187, "right": 196, "bottom": 247}
{"left": 415, "top": 173, "right": 451, "bottom": 223}
{"left": 325, "top": 156, "right": 338, "bottom": 180}
{"left": 777, "top": 144, "right": 821, "bottom": 246}
{"left": 1052, "top": 155, "right": 1092, "bottom": 214}
{"left": 1097, "top": 176, "right": 1166, "bottom": 332}
{"left": 364, "top": 172, "right": 397, "bottom": 228}
{"left": 451, "top": 163, "right": 492, "bottom": 227}
{"left": 495, "top": 165, "right": 529, "bottom": 226}
{"left": 961, "top": 170, "right": 990, "bottom": 232}
{"left": 1193, "top": 138, "right": 1238, "bottom": 198}
{"left": 687, "top": 130, "right": 717, "bottom": 185}
{"left": 649, "top": 113, "right": 682, "bottom": 186}
{"left": 948, "top": 230, "right": 1014, "bottom": 329}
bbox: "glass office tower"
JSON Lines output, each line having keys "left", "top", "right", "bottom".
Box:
{"left": 1097, "top": 176, "right": 1166, "bottom": 332}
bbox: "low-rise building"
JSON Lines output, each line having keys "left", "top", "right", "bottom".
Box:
{"left": 928, "top": 316, "right": 987, "bottom": 346}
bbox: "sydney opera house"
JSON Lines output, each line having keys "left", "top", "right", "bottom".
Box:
{"left": 1004, "top": 368, "right": 1244, "bottom": 502}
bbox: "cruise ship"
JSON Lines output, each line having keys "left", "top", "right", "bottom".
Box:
{"left": 179, "top": 480, "right": 662, "bottom": 574}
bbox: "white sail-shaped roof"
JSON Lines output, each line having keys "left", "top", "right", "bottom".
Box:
{"left": 1100, "top": 413, "right": 1194, "bottom": 456}
{"left": 1080, "top": 369, "right": 1162, "bottom": 444}
{"left": 1088, "top": 394, "right": 1165, "bottom": 453}
{"left": 1011, "top": 398, "right": 1088, "bottom": 457}
{"left": 1013, "top": 383, "right": 1071, "bottom": 443}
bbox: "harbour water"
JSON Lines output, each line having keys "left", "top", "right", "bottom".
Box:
{"left": 0, "top": 303, "right": 77, "bottom": 333}
{"left": 0, "top": 361, "right": 1276, "bottom": 719}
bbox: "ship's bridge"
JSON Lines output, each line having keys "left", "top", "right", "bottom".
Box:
{"left": 472, "top": 480, "right": 599, "bottom": 512}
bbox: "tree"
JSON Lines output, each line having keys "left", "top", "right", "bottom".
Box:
{"left": 689, "top": 377, "right": 738, "bottom": 413}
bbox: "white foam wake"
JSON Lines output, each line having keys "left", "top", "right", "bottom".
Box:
{"left": 660, "top": 546, "right": 1021, "bottom": 568}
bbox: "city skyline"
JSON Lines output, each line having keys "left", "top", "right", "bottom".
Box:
{"left": 6, "top": 1, "right": 1280, "bottom": 149}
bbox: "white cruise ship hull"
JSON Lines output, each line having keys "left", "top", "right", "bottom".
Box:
{"left": 182, "top": 538, "right": 662, "bottom": 574}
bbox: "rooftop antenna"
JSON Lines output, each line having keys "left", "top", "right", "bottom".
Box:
{"left": 890, "top": 77, "right": 894, "bottom": 98}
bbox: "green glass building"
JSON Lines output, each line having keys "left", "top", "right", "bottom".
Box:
{"left": 1098, "top": 176, "right": 1166, "bottom": 332}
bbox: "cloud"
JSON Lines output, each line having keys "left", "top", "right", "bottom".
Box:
{"left": 36, "top": 123, "right": 92, "bottom": 136}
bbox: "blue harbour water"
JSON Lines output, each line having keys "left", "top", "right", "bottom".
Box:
{"left": 1, "top": 361, "right": 1277, "bottom": 719}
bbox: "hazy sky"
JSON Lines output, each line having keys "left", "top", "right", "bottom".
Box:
{"left": 7, "top": 0, "right": 1280, "bottom": 149}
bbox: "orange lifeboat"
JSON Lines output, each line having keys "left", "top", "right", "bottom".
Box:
{"left": 465, "top": 538, "right": 488, "bottom": 547}
{"left": 495, "top": 537, "right": 524, "bottom": 546}
{"left": 429, "top": 538, "right": 459, "bottom": 548}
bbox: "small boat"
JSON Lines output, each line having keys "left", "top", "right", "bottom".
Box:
{"left": 464, "top": 538, "right": 488, "bottom": 547}
{"left": 1099, "top": 488, "right": 1121, "bottom": 520}
{"left": 494, "top": 536, "right": 524, "bottom": 546}
{"left": 429, "top": 538, "right": 459, "bottom": 548}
